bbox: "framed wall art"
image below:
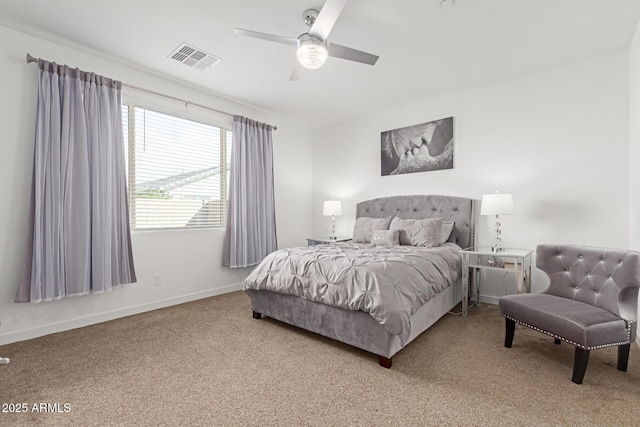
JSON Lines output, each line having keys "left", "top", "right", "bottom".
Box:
{"left": 381, "top": 116, "right": 453, "bottom": 176}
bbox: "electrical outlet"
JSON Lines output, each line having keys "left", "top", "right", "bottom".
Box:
{"left": 153, "top": 274, "right": 162, "bottom": 286}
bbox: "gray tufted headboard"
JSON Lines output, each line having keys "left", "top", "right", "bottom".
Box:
{"left": 355, "top": 195, "right": 477, "bottom": 249}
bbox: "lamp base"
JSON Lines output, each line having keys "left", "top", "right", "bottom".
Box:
{"left": 491, "top": 214, "right": 504, "bottom": 253}
{"left": 329, "top": 215, "right": 337, "bottom": 240}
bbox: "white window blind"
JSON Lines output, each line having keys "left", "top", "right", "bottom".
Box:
{"left": 122, "top": 104, "right": 232, "bottom": 230}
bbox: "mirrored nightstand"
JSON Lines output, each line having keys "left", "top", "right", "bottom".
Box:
{"left": 459, "top": 246, "right": 533, "bottom": 316}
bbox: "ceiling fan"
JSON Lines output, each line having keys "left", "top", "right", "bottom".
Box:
{"left": 234, "top": 0, "right": 379, "bottom": 80}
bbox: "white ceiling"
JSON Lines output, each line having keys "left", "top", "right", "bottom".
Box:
{"left": 1, "top": 0, "right": 639, "bottom": 129}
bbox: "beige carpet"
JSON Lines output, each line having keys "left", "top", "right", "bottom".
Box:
{"left": 0, "top": 291, "right": 639, "bottom": 426}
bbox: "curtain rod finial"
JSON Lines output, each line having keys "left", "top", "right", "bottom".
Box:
{"left": 26, "top": 53, "right": 37, "bottom": 64}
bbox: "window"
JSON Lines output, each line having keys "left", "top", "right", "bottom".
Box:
{"left": 122, "top": 104, "right": 232, "bottom": 230}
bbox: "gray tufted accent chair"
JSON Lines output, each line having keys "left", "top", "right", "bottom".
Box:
{"left": 499, "top": 244, "right": 640, "bottom": 384}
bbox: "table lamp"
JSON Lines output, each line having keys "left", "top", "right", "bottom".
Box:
{"left": 323, "top": 200, "right": 342, "bottom": 240}
{"left": 480, "top": 192, "right": 514, "bottom": 252}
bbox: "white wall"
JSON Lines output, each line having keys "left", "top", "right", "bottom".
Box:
{"left": 629, "top": 20, "right": 640, "bottom": 343}
{"left": 313, "top": 52, "right": 629, "bottom": 301}
{"left": 0, "top": 24, "right": 313, "bottom": 345}
{"left": 630, "top": 21, "right": 640, "bottom": 250}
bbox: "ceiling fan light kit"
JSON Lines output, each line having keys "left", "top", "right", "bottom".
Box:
{"left": 234, "top": 0, "right": 378, "bottom": 79}
{"left": 296, "top": 34, "right": 328, "bottom": 69}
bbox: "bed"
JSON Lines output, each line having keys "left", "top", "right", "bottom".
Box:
{"left": 244, "top": 195, "right": 477, "bottom": 368}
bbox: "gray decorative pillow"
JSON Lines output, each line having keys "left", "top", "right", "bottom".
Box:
{"left": 440, "top": 221, "right": 455, "bottom": 244}
{"left": 352, "top": 216, "right": 393, "bottom": 243}
{"left": 390, "top": 217, "right": 444, "bottom": 247}
{"left": 371, "top": 229, "right": 400, "bottom": 247}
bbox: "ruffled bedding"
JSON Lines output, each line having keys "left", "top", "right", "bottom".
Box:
{"left": 243, "top": 242, "right": 462, "bottom": 344}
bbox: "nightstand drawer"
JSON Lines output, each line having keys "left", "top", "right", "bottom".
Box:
{"left": 307, "top": 237, "right": 351, "bottom": 246}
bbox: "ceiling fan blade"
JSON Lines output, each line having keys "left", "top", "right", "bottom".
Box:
{"left": 308, "top": 0, "right": 348, "bottom": 40}
{"left": 289, "top": 63, "right": 306, "bottom": 81}
{"left": 327, "top": 43, "right": 379, "bottom": 66}
{"left": 234, "top": 28, "right": 298, "bottom": 47}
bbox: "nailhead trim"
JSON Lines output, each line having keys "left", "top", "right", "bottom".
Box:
{"left": 500, "top": 313, "right": 634, "bottom": 350}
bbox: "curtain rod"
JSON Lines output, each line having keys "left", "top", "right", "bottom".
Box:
{"left": 25, "top": 53, "right": 277, "bottom": 130}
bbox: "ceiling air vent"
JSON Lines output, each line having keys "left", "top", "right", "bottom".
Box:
{"left": 169, "top": 43, "right": 221, "bottom": 70}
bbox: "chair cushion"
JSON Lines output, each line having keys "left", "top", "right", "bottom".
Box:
{"left": 499, "top": 293, "right": 631, "bottom": 349}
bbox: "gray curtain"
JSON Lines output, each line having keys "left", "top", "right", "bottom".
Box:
{"left": 223, "top": 116, "right": 277, "bottom": 268}
{"left": 16, "top": 60, "right": 136, "bottom": 303}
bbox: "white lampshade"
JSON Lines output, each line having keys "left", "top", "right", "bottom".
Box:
{"left": 480, "top": 193, "right": 514, "bottom": 216}
{"left": 323, "top": 200, "right": 342, "bottom": 216}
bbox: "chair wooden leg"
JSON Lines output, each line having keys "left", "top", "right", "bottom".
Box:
{"left": 618, "top": 344, "right": 631, "bottom": 372}
{"left": 378, "top": 356, "right": 392, "bottom": 369}
{"left": 554, "top": 338, "right": 561, "bottom": 345}
{"left": 252, "top": 311, "right": 262, "bottom": 319}
{"left": 505, "top": 319, "right": 515, "bottom": 348}
{"left": 572, "top": 347, "right": 590, "bottom": 384}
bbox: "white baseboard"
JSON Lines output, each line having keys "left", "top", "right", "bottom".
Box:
{"left": 0, "top": 283, "right": 243, "bottom": 346}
